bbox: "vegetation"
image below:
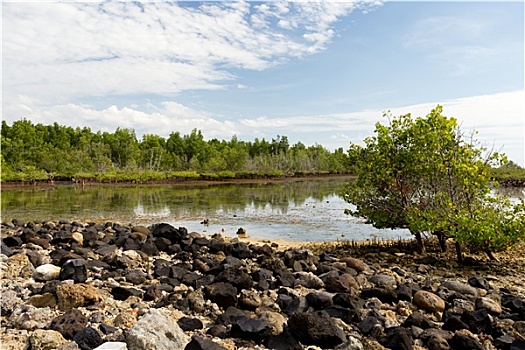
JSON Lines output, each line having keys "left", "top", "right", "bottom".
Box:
{"left": 1, "top": 119, "right": 354, "bottom": 183}
{"left": 342, "top": 106, "right": 525, "bottom": 261}
{"left": 491, "top": 160, "right": 525, "bottom": 185}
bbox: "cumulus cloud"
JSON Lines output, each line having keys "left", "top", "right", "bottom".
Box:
{"left": 2, "top": 1, "right": 378, "bottom": 105}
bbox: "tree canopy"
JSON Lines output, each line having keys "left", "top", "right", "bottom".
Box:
{"left": 1, "top": 119, "right": 354, "bottom": 182}
{"left": 342, "top": 106, "right": 525, "bottom": 259}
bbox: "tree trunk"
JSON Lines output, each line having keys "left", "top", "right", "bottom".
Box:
{"left": 485, "top": 250, "right": 499, "bottom": 261}
{"left": 414, "top": 232, "right": 426, "bottom": 254}
{"left": 455, "top": 241, "right": 464, "bottom": 264}
{"left": 436, "top": 231, "right": 447, "bottom": 252}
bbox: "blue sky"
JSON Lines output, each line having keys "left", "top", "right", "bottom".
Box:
{"left": 2, "top": 1, "right": 524, "bottom": 164}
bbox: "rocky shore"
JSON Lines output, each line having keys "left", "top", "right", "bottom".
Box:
{"left": 1, "top": 220, "right": 525, "bottom": 350}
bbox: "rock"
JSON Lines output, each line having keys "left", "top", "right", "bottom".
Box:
{"left": 34, "top": 263, "right": 62, "bottom": 281}
{"left": 257, "top": 310, "right": 287, "bottom": 336}
{"left": 340, "top": 257, "right": 367, "bottom": 272}
{"left": 461, "top": 309, "right": 492, "bottom": 334}
{"left": 368, "top": 274, "right": 397, "bottom": 289}
{"left": 475, "top": 296, "right": 502, "bottom": 315}
{"left": 1, "top": 241, "right": 14, "bottom": 256}
{"left": 29, "top": 292, "right": 57, "bottom": 308}
{"left": 9, "top": 304, "right": 54, "bottom": 330}
{"left": 50, "top": 309, "right": 88, "bottom": 340}
{"left": 114, "top": 310, "right": 138, "bottom": 328}
{"left": 448, "top": 333, "right": 483, "bottom": 350}
{"left": 177, "top": 317, "right": 204, "bottom": 331}
{"left": 288, "top": 311, "right": 347, "bottom": 347}
{"left": 361, "top": 288, "right": 398, "bottom": 303}
{"left": 73, "top": 327, "right": 104, "bottom": 350}
{"left": 335, "top": 336, "right": 365, "bottom": 350}
{"left": 56, "top": 283, "right": 103, "bottom": 311}
{"left": 59, "top": 259, "right": 88, "bottom": 283}
{"left": 1, "top": 290, "right": 23, "bottom": 316}
{"left": 238, "top": 289, "right": 262, "bottom": 310}
{"left": 275, "top": 269, "right": 295, "bottom": 287}
{"left": 441, "top": 281, "right": 478, "bottom": 296}
{"left": 358, "top": 316, "right": 381, "bottom": 335}
{"left": 185, "top": 336, "right": 227, "bottom": 350}
{"left": 264, "top": 327, "right": 303, "bottom": 350}
{"left": 379, "top": 327, "right": 413, "bottom": 350}
{"left": 306, "top": 291, "right": 334, "bottom": 310}
{"left": 93, "top": 343, "right": 128, "bottom": 350}
{"left": 427, "top": 335, "right": 450, "bottom": 350}
{"left": 111, "top": 286, "right": 143, "bottom": 300}
{"left": 403, "top": 312, "right": 433, "bottom": 329}
{"left": 4, "top": 253, "right": 35, "bottom": 278}
{"left": 325, "top": 272, "right": 359, "bottom": 293}
{"left": 126, "top": 309, "right": 190, "bottom": 350}
{"left": 230, "top": 315, "right": 272, "bottom": 342}
{"left": 29, "top": 329, "right": 68, "bottom": 350}
{"left": 294, "top": 271, "right": 325, "bottom": 289}
{"left": 511, "top": 340, "right": 525, "bottom": 350}
{"left": 284, "top": 296, "right": 309, "bottom": 316}
{"left": 205, "top": 283, "right": 238, "bottom": 309}
{"left": 442, "top": 315, "right": 469, "bottom": 332}
{"left": 413, "top": 290, "right": 445, "bottom": 312}
{"left": 468, "top": 276, "right": 490, "bottom": 290}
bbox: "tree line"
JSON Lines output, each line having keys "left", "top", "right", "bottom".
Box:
{"left": 1, "top": 119, "right": 354, "bottom": 182}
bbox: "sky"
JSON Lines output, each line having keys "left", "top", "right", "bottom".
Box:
{"left": 2, "top": 1, "right": 524, "bottom": 165}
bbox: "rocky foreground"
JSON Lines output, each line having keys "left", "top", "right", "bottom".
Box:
{"left": 1, "top": 220, "right": 525, "bottom": 350}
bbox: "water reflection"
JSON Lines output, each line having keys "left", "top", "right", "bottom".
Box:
{"left": 9, "top": 179, "right": 523, "bottom": 242}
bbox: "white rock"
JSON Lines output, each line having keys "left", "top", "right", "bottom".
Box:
{"left": 33, "top": 264, "right": 61, "bottom": 281}
{"left": 126, "top": 309, "right": 190, "bottom": 350}
{"left": 94, "top": 342, "right": 128, "bottom": 350}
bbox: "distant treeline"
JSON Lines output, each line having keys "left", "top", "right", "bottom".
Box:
{"left": 1, "top": 119, "right": 355, "bottom": 183}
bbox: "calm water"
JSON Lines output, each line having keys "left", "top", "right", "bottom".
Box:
{"left": 2, "top": 178, "right": 523, "bottom": 243}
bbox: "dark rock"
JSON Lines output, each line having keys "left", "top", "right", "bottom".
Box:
{"left": 332, "top": 293, "right": 363, "bottom": 309}
{"left": 448, "top": 333, "right": 483, "bottom": 350}
{"left": 230, "top": 315, "right": 272, "bottom": 342}
{"left": 122, "top": 237, "right": 142, "bottom": 251}
{"left": 1, "top": 242, "right": 14, "bottom": 256}
{"left": 324, "top": 272, "right": 359, "bottom": 293}
{"left": 325, "top": 306, "right": 358, "bottom": 324}
{"left": 427, "top": 335, "right": 451, "bottom": 350}
{"left": 264, "top": 327, "right": 303, "bottom": 350}
{"left": 501, "top": 294, "right": 524, "bottom": 312}
{"left": 461, "top": 309, "right": 492, "bottom": 334}
{"left": 49, "top": 309, "right": 88, "bottom": 340}
{"left": 26, "top": 250, "right": 43, "bottom": 267}
{"left": 288, "top": 311, "right": 346, "bottom": 347}
{"left": 141, "top": 239, "right": 159, "bottom": 256}
{"left": 215, "top": 267, "right": 253, "bottom": 290}
{"left": 379, "top": 327, "right": 413, "bottom": 350}
{"left": 358, "top": 316, "right": 381, "bottom": 335}
{"left": 205, "top": 283, "right": 238, "bottom": 309}
{"left": 403, "top": 312, "right": 433, "bottom": 329}
{"left": 99, "top": 323, "right": 118, "bottom": 335}
{"left": 232, "top": 242, "right": 253, "bottom": 259}
{"left": 152, "top": 223, "right": 182, "bottom": 243}
{"left": 442, "top": 314, "right": 469, "bottom": 332}
{"left": 468, "top": 276, "right": 490, "bottom": 290}
{"left": 95, "top": 244, "right": 118, "bottom": 263}
{"left": 276, "top": 294, "right": 294, "bottom": 311}
{"left": 59, "top": 259, "right": 88, "bottom": 283}
{"left": 143, "top": 285, "right": 162, "bottom": 301}
{"left": 361, "top": 287, "right": 398, "bottom": 303}
{"left": 110, "top": 286, "right": 143, "bottom": 300}
{"left": 511, "top": 340, "right": 525, "bottom": 350}
{"left": 284, "top": 296, "right": 309, "bottom": 316}
{"left": 178, "top": 317, "right": 204, "bottom": 331}
{"left": 275, "top": 269, "right": 295, "bottom": 288}
{"left": 396, "top": 284, "right": 414, "bottom": 301}
{"left": 73, "top": 326, "right": 104, "bottom": 350}
{"left": 185, "top": 336, "right": 228, "bottom": 350}
{"left": 125, "top": 269, "right": 147, "bottom": 285}
{"left": 207, "top": 325, "right": 229, "bottom": 339}
{"left": 3, "top": 236, "right": 23, "bottom": 247}
{"left": 306, "top": 292, "right": 333, "bottom": 310}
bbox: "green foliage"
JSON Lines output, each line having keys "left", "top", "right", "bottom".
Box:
{"left": 1, "top": 119, "right": 354, "bottom": 182}
{"left": 343, "top": 106, "right": 524, "bottom": 254}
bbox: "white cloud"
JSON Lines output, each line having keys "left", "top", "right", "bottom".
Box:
{"left": 2, "top": 1, "right": 377, "bottom": 105}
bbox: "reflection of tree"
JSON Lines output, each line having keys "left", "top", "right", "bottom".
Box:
{"left": 1, "top": 179, "right": 348, "bottom": 222}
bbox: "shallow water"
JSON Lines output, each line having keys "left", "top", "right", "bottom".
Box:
{"left": 1, "top": 177, "right": 414, "bottom": 242}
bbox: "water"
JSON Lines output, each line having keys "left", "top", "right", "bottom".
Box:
{"left": 0, "top": 177, "right": 413, "bottom": 243}
{"left": 3, "top": 178, "right": 522, "bottom": 243}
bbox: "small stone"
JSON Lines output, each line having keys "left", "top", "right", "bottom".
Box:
{"left": 288, "top": 311, "right": 346, "bottom": 347}
{"left": 441, "top": 281, "right": 478, "bottom": 296}
{"left": 56, "top": 283, "right": 103, "bottom": 311}
{"left": 230, "top": 315, "right": 272, "bottom": 342}
{"left": 29, "top": 293, "right": 57, "bottom": 308}
{"left": 29, "top": 329, "right": 68, "bottom": 350}
{"left": 93, "top": 343, "right": 128, "bottom": 350}
{"left": 34, "top": 263, "right": 62, "bottom": 281}
{"left": 177, "top": 317, "right": 204, "bottom": 331}
{"left": 413, "top": 290, "right": 445, "bottom": 312}
{"left": 9, "top": 304, "right": 54, "bottom": 330}
{"left": 448, "top": 333, "right": 482, "bottom": 350}
{"left": 468, "top": 276, "right": 490, "bottom": 290}
{"left": 59, "top": 259, "right": 88, "bottom": 283}
{"left": 4, "top": 253, "right": 35, "bottom": 278}
{"left": 185, "top": 336, "right": 227, "bottom": 350}
{"left": 73, "top": 327, "right": 104, "bottom": 350}
{"left": 238, "top": 289, "right": 262, "bottom": 311}
{"left": 114, "top": 310, "right": 138, "bottom": 328}
{"left": 475, "top": 297, "right": 502, "bottom": 315}
{"left": 340, "top": 257, "right": 367, "bottom": 272}
{"left": 50, "top": 309, "right": 88, "bottom": 340}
